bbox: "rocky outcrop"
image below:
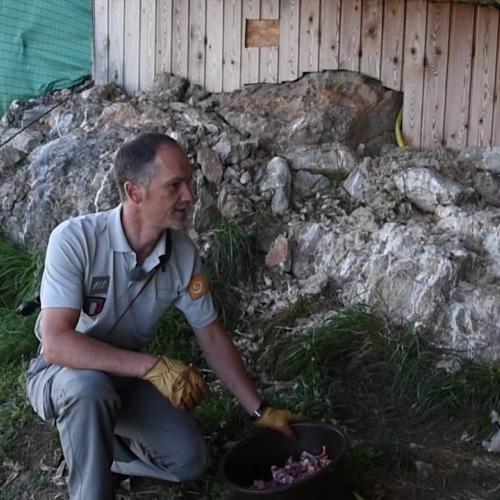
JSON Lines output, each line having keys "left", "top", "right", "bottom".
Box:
{"left": 1, "top": 71, "right": 499, "bottom": 360}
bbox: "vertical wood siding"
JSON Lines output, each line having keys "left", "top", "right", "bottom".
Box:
{"left": 94, "top": 0, "right": 500, "bottom": 149}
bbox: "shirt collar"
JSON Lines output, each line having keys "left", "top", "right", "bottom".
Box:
{"left": 107, "top": 204, "right": 168, "bottom": 271}
{"left": 108, "top": 204, "right": 132, "bottom": 253}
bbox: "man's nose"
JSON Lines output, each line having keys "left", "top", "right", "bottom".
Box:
{"left": 180, "top": 181, "right": 195, "bottom": 202}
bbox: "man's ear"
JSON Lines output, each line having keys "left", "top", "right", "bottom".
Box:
{"left": 124, "top": 181, "right": 142, "bottom": 204}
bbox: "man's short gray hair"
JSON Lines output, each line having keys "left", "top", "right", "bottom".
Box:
{"left": 113, "top": 133, "right": 181, "bottom": 200}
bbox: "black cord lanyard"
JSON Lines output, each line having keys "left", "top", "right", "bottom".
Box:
{"left": 104, "top": 229, "right": 172, "bottom": 339}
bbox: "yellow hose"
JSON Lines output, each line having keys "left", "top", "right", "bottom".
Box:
{"left": 395, "top": 106, "right": 405, "bottom": 147}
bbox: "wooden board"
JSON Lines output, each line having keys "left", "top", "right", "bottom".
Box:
{"left": 361, "top": 0, "right": 383, "bottom": 80}
{"left": 241, "top": 0, "right": 260, "bottom": 84}
{"left": 246, "top": 20, "right": 280, "bottom": 47}
{"left": 402, "top": 0, "right": 427, "bottom": 148}
{"left": 224, "top": 0, "right": 242, "bottom": 91}
{"left": 421, "top": 1, "right": 451, "bottom": 147}
{"left": 171, "top": 0, "right": 188, "bottom": 78}
{"left": 339, "top": 0, "right": 362, "bottom": 71}
{"left": 443, "top": 3, "right": 475, "bottom": 149}
{"left": 93, "top": 0, "right": 109, "bottom": 85}
{"left": 155, "top": 0, "right": 172, "bottom": 75}
{"left": 468, "top": 6, "right": 499, "bottom": 146}
{"left": 260, "top": 0, "right": 279, "bottom": 83}
{"left": 189, "top": 0, "right": 207, "bottom": 87}
{"left": 381, "top": 0, "right": 405, "bottom": 91}
{"left": 279, "top": 0, "right": 300, "bottom": 82}
{"left": 205, "top": 0, "right": 224, "bottom": 92}
{"left": 140, "top": 0, "right": 156, "bottom": 90}
{"left": 319, "top": 0, "right": 341, "bottom": 70}
{"left": 299, "top": 0, "right": 320, "bottom": 74}
{"left": 493, "top": 30, "right": 500, "bottom": 146}
{"left": 123, "top": 0, "right": 141, "bottom": 93}
{"left": 109, "top": 0, "right": 124, "bottom": 86}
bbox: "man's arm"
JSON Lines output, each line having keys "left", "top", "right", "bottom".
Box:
{"left": 42, "top": 308, "right": 157, "bottom": 377}
{"left": 193, "top": 318, "right": 262, "bottom": 414}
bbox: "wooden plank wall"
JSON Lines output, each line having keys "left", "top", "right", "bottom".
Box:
{"left": 93, "top": 0, "right": 500, "bottom": 149}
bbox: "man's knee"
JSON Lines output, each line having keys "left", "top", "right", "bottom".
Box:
{"left": 158, "top": 434, "right": 209, "bottom": 481}
{"left": 53, "top": 369, "right": 119, "bottom": 415}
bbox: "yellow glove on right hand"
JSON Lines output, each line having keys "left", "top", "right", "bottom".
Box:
{"left": 255, "top": 407, "right": 306, "bottom": 440}
{"left": 143, "top": 356, "right": 210, "bottom": 411}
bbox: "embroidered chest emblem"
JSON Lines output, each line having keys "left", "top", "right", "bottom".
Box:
{"left": 90, "top": 276, "right": 110, "bottom": 294}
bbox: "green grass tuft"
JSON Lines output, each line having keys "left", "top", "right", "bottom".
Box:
{"left": 205, "top": 216, "right": 255, "bottom": 330}
{"left": 148, "top": 308, "right": 204, "bottom": 367}
{"left": 0, "top": 239, "right": 43, "bottom": 309}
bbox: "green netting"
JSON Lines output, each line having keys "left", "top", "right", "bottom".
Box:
{"left": 0, "top": 0, "right": 92, "bottom": 117}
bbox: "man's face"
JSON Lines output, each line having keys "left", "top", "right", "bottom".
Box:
{"left": 141, "top": 145, "right": 195, "bottom": 230}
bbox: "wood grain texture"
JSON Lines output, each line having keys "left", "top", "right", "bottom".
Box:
{"left": 109, "top": 0, "right": 124, "bottom": 86}
{"left": 93, "top": 0, "right": 109, "bottom": 84}
{"left": 299, "top": 0, "right": 320, "bottom": 74}
{"left": 205, "top": 0, "right": 224, "bottom": 92}
{"left": 402, "top": 0, "right": 427, "bottom": 148}
{"left": 319, "top": 0, "right": 341, "bottom": 70}
{"left": 468, "top": 6, "right": 499, "bottom": 146}
{"left": 361, "top": 0, "right": 383, "bottom": 80}
{"left": 444, "top": 3, "right": 475, "bottom": 149}
{"left": 172, "top": 0, "right": 189, "bottom": 77}
{"left": 493, "top": 28, "right": 500, "bottom": 145}
{"left": 241, "top": 0, "right": 260, "bottom": 84}
{"left": 339, "top": 0, "right": 362, "bottom": 71}
{"left": 260, "top": 0, "right": 279, "bottom": 83}
{"left": 189, "top": 0, "right": 207, "bottom": 87}
{"left": 246, "top": 20, "right": 280, "bottom": 47}
{"left": 421, "top": 1, "right": 450, "bottom": 147}
{"left": 223, "top": 0, "right": 242, "bottom": 91}
{"left": 140, "top": 0, "right": 156, "bottom": 90}
{"left": 155, "top": 0, "right": 172, "bottom": 75}
{"left": 124, "top": 0, "right": 140, "bottom": 93}
{"left": 279, "top": 0, "right": 300, "bottom": 81}
{"left": 381, "top": 0, "right": 404, "bottom": 91}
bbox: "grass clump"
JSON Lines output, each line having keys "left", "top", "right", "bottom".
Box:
{"left": 263, "top": 304, "right": 500, "bottom": 433}
{"left": 149, "top": 308, "right": 203, "bottom": 367}
{"left": 205, "top": 216, "right": 255, "bottom": 330}
{"left": 0, "top": 362, "right": 35, "bottom": 457}
{"left": 0, "top": 238, "right": 42, "bottom": 458}
{"left": 0, "top": 239, "right": 43, "bottom": 308}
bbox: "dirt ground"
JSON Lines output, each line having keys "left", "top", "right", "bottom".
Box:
{"left": 2, "top": 412, "right": 500, "bottom": 500}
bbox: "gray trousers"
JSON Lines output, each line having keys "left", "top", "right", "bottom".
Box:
{"left": 26, "top": 355, "right": 209, "bottom": 500}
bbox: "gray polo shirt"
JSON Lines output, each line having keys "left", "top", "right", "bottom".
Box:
{"left": 36, "top": 205, "right": 217, "bottom": 350}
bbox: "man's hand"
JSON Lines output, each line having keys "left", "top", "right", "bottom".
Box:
{"left": 142, "top": 356, "right": 210, "bottom": 411}
{"left": 255, "top": 407, "right": 306, "bottom": 440}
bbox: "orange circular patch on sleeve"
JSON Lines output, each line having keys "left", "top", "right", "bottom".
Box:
{"left": 188, "top": 273, "right": 209, "bottom": 300}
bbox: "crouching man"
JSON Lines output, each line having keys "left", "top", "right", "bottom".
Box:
{"left": 26, "top": 133, "right": 303, "bottom": 499}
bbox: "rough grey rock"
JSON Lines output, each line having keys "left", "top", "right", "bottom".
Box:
{"left": 213, "top": 131, "right": 257, "bottom": 164}
{"left": 22, "top": 105, "right": 53, "bottom": 128}
{"left": 283, "top": 143, "right": 358, "bottom": 173}
{"left": 197, "top": 146, "right": 224, "bottom": 185}
{"left": 293, "top": 170, "right": 330, "bottom": 199}
{"left": 342, "top": 158, "right": 371, "bottom": 202}
{"left": 0, "top": 144, "right": 24, "bottom": 172}
{"left": 458, "top": 147, "right": 500, "bottom": 174}
{"left": 4, "top": 128, "right": 43, "bottom": 154}
{"left": 213, "top": 71, "right": 402, "bottom": 155}
{"left": 1, "top": 75, "right": 499, "bottom": 361}
{"left": 395, "top": 167, "right": 474, "bottom": 212}
{"left": 260, "top": 157, "right": 291, "bottom": 215}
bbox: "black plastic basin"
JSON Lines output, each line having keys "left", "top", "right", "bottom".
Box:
{"left": 221, "top": 422, "right": 346, "bottom": 500}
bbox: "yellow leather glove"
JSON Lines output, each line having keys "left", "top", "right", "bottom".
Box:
{"left": 143, "top": 356, "right": 210, "bottom": 411}
{"left": 255, "top": 407, "right": 306, "bottom": 440}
